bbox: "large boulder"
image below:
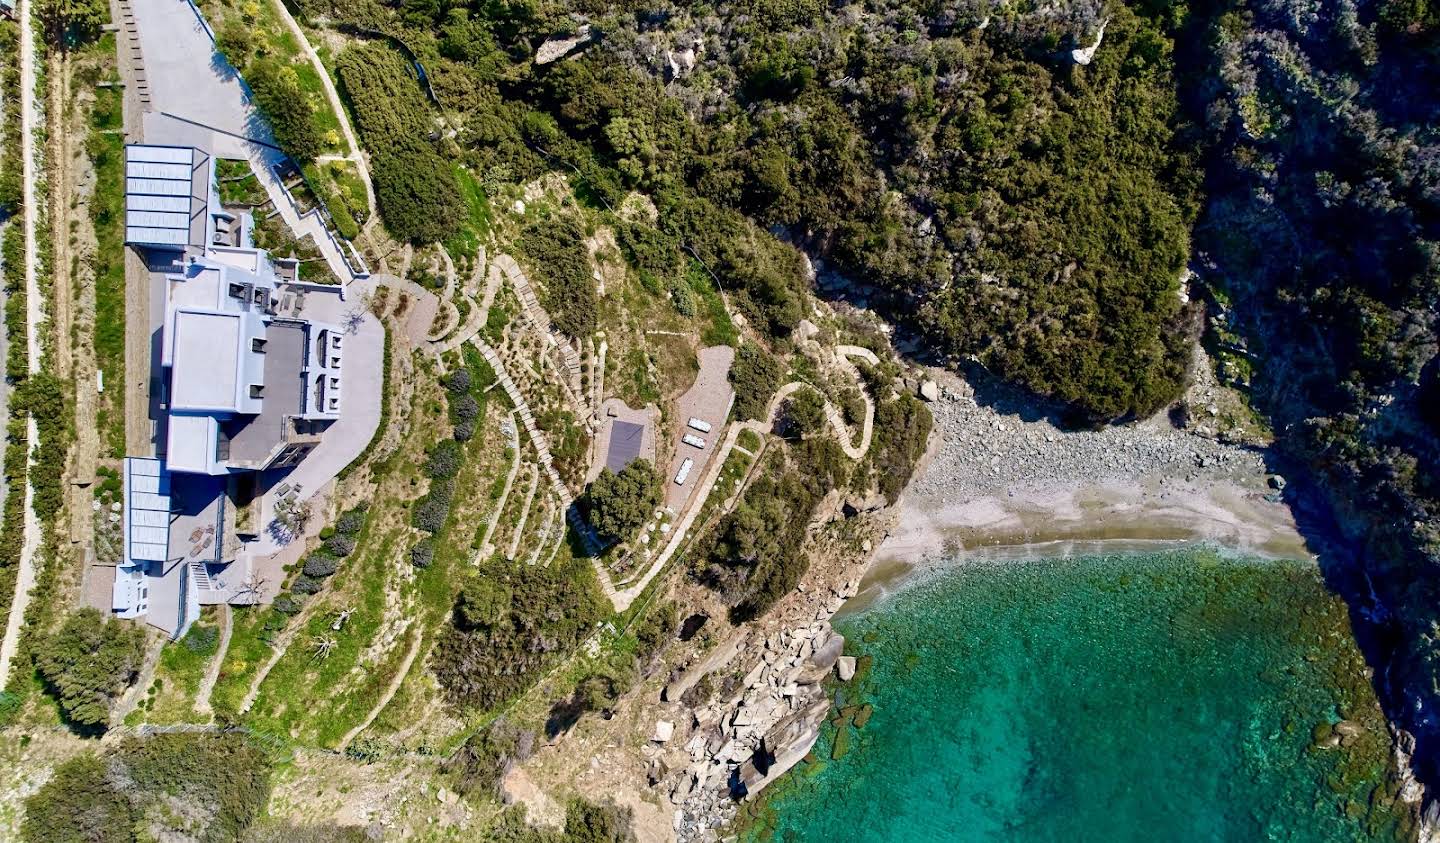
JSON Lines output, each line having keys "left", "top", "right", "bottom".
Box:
{"left": 836, "top": 656, "right": 857, "bottom": 682}
{"left": 536, "top": 25, "right": 596, "bottom": 64}
{"left": 800, "top": 631, "right": 846, "bottom": 683}
{"left": 918, "top": 379, "right": 941, "bottom": 402}
{"left": 842, "top": 491, "right": 888, "bottom": 518}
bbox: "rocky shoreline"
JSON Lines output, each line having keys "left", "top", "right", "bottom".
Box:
{"left": 646, "top": 576, "right": 864, "bottom": 842}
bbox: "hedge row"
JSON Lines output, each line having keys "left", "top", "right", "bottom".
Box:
{"left": 273, "top": 504, "right": 368, "bottom": 617}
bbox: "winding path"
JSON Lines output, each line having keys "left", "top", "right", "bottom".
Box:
{"left": 600, "top": 345, "right": 878, "bottom": 612}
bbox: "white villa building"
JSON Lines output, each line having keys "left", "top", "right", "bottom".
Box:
{"left": 113, "top": 144, "right": 347, "bottom": 638}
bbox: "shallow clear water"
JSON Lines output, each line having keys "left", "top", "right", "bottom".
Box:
{"left": 749, "top": 549, "right": 1411, "bottom": 843}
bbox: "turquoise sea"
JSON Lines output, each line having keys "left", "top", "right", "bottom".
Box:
{"left": 748, "top": 548, "right": 1414, "bottom": 843}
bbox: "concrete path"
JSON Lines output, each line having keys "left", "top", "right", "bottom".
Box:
{"left": 267, "top": 0, "right": 378, "bottom": 228}
{"left": 336, "top": 623, "right": 419, "bottom": 751}
{"left": 766, "top": 346, "right": 877, "bottom": 460}
{"left": 0, "top": 0, "right": 48, "bottom": 690}
{"left": 193, "top": 603, "right": 231, "bottom": 716}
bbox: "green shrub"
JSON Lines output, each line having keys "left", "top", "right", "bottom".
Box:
{"left": 780, "top": 388, "right": 826, "bottom": 439}
{"left": 443, "top": 718, "right": 536, "bottom": 797}
{"left": 564, "top": 798, "right": 635, "bottom": 843}
{"left": 427, "top": 439, "right": 463, "bottom": 480}
{"left": 36, "top": 609, "right": 146, "bottom": 728}
{"left": 303, "top": 553, "right": 340, "bottom": 578}
{"left": 866, "top": 396, "right": 932, "bottom": 504}
{"left": 729, "top": 344, "right": 783, "bottom": 421}
{"left": 519, "top": 215, "right": 597, "bottom": 339}
{"left": 335, "top": 506, "right": 368, "bottom": 536}
{"left": 433, "top": 555, "right": 607, "bottom": 711}
{"left": 411, "top": 538, "right": 436, "bottom": 568}
{"left": 273, "top": 595, "right": 301, "bottom": 615}
{"left": 413, "top": 485, "right": 452, "bottom": 533}
{"left": 323, "top": 534, "right": 357, "bottom": 558}
{"left": 246, "top": 59, "right": 323, "bottom": 165}
{"left": 585, "top": 459, "right": 661, "bottom": 543}
{"left": 291, "top": 574, "right": 322, "bottom": 595}
{"left": 21, "top": 754, "right": 133, "bottom": 843}
{"left": 447, "top": 368, "right": 472, "bottom": 394}
{"left": 181, "top": 624, "right": 219, "bottom": 654}
{"left": 336, "top": 44, "right": 463, "bottom": 243}
{"left": 22, "top": 733, "right": 272, "bottom": 842}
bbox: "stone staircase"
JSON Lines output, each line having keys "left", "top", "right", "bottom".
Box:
{"left": 493, "top": 255, "right": 584, "bottom": 399}
{"left": 188, "top": 559, "right": 213, "bottom": 592}
{"left": 116, "top": 0, "right": 153, "bottom": 110}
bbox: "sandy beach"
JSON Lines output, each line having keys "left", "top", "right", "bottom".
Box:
{"left": 855, "top": 364, "right": 1316, "bottom": 609}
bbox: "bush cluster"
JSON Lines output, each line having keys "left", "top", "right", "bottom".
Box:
{"left": 433, "top": 556, "right": 608, "bottom": 711}
{"left": 729, "top": 345, "right": 783, "bottom": 421}
{"left": 22, "top": 733, "right": 272, "bottom": 842}
{"left": 861, "top": 396, "right": 933, "bottom": 504}
{"left": 585, "top": 459, "right": 662, "bottom": 544}
{"left": 36, "top": 609, "right": 146, "bottom": 729}
{"left": 519, "top": 215, "right": 598, "bottom": 339}
{"left": 336, "top": 44, "right": 463, "bottom": 243}
{"left": 697, "top": 439, "right": 849, "bottom": 621}
{"left": 411, "top": 539, "right": 436, "bottom": 569}
{"left": 276, "top": 504, "right": 369, "bottom": 614}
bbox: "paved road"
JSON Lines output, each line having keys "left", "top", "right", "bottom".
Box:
{"left": 129, "top": 0, "right": 358, "bottom": 283}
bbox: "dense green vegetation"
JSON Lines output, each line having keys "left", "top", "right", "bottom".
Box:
{"left": 730, "top": 345, "right": 783, "bottom": 421}
{"left": 697, "top": 437, "right": 849, "bottom": 621}
{"left": 519, "top": 214, "right": 598, "bottom": 338}
{"left": 85, "top": 62, "right": 126, "bottom": 458}
{"left": 214, "top": 24, "right": 323, "bottom": 164}
{"left": 433, "top": 548, "right": 608, "bottom": 711}
{"left": 859, "top": 396, "right": 934, "bottom": 504}
{"left": 1182, "top": 0, "right": 1440, "bottom": 787}
{"left": 292, "top": 0, "right": 1199, "bottom": 419}
{"left": 35, "top": 608, "right": 146, "bottom": 728}
{"left": 22, "top": 732, "right": 273, "bottom": 842}
{"left": 585, "top": 459, "right": 661, "bottom": 544}
{"left": 335, "top": 42, "right": 463, "bottom": 243}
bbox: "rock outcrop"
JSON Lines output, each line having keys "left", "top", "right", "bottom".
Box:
{"left": 536, "top": 25, "right": 596, "bottom": 65}
{"left": 656, "top": 580, "right": 862, "bottom": 841}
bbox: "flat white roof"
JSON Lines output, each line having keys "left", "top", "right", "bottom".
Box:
{"left": 127, "top": 226, "right": 189, "bottom": 245}
{"left": 127, "top": 160, "right": 192, "bottom": 181}
{"left": 127, "top": 194, "right": 190, "bottom": 213}
{"left": 206, "top": 246, "right": 264, "bottom": 273}
{"left": 126, "top": 176, "right": 191, "bottom": 197}
{"left": 165, "top": 414, "right": 219, "bottom": 475}
{"left": 171, "top": 311, "right": 240, "bottom": 411}
{"left": 126, "top": 209, "right": 190, "bottom": 230}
